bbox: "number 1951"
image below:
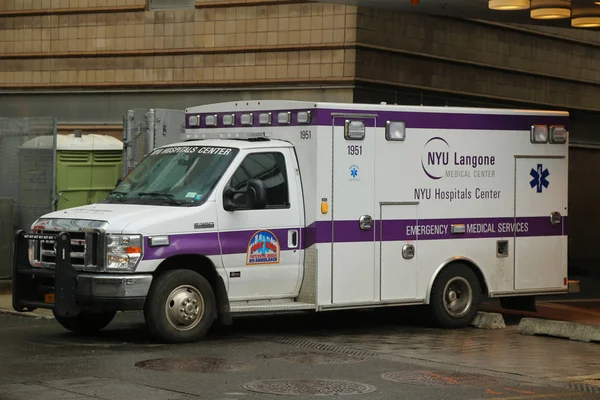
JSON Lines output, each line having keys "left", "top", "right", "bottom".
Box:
{"left": 347, "top": 145, "right": 363, "bottom": 155}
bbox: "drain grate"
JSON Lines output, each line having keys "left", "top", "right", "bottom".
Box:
{"left": 135, "top": 357, "right": 253, "bottom": 373}
{"left": 243, "top": 379, "right": 377, "bottom": 396}
{"left": 381, "top": 371, "right": 499, "bottom": 387}
{"left": 257, "top": 351, "right": 365, "bottom": 364}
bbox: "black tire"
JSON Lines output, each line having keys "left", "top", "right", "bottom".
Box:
{"left": 144, "top": 269, "right": 216, "bottom": 344}
{"left": 428, "top": 263, "right": 481, "bottom": 329}
{"left": 53, "top": 310, "right": 116, "bottom": 334}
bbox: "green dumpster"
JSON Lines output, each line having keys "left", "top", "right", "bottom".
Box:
{"left": 20, "top": 133, "right": 123, "bottom": 212}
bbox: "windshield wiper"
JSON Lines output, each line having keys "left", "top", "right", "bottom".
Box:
{"left": 106, "top": 190, "right": 129, "bottom": 202}
{"left": 108, "top": 190, "right": 128, "bottom": 197}
{"left": 138, "top": 192, "right": 183, "bottom": 205}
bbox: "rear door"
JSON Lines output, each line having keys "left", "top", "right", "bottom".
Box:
{"left": 514, "top": 156, "right": 567, "bottom": 290}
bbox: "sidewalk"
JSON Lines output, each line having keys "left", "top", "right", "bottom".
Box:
{"left": 0, "top": 280, "right": 54, "bottom": 319}
{"left": 482, "top": 299, "right": 600, "bottom": 326}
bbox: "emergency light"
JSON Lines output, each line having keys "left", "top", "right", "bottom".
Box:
{"left": 183, "top": 131, "right": 272, "bottom": 141}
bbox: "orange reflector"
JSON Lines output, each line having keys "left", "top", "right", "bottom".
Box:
{"left": 126, "top": 246, "right": 142, "bottom": 254}
{"left": 321, "top": 202, "right": 329, "bottom": 214}
{"left": 411, "top": 0, "right": 419, "bottom": 4}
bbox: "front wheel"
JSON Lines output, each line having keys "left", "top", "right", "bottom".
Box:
{"left": 144, "top": 269, "right": 216, "bottom": 344}
{"left": 428, "top": 263, "right": 481, "bottom": 329}
{"left": 53, "top": 310, "right": 116, "bottom": 334}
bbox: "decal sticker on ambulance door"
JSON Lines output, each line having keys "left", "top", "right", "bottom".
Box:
{"left": 246, "top": 230, "right": 281, "bottom": 265}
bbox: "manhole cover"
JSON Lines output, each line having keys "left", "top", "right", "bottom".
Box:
{"left": 381, "top": 371, "right": 499, "bottom": 387}
{"left": 135, "top": 357, "right": 253, "bottom": 373}
{"left": 243, "top": 379, "right": 377, "bottom": 396}
{"left": 257, "top": 351, "right": 365, "bottom": 364}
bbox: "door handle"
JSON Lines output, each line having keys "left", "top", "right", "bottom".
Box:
{"left": 288, "top": 229, "right": 298, "bottom": 248}
{"left": 359, "top": 215, "right": 373, "bottom": 231}
{"left": 550, "top": 211, "right": 562, "bottom": 225}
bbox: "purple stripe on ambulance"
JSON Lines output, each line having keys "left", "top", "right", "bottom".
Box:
{"left": 218, "top": 228, "right": 296, "bottom": 255}
{"left": 143, "top": 216, "right": 566, "bottom": 261}
{"left": 185, "top": 108, "right": 569, "bottom": 131}
{"left": 143, "top": 233, "right": 221, "bottom": 260}
{"left": 315, "top": 216, "right": 566, "bottom": 243}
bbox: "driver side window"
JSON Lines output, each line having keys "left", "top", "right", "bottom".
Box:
{"left": 228, "top": 152, "right": 290, "bottom": 209}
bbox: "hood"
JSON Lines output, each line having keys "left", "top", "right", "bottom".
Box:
{"left": 36, "top": 202, "right": 215, "bottom": 235}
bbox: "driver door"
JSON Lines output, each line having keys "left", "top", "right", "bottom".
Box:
{"left": 215, "top": 148, "right": 304, "bottom": 301}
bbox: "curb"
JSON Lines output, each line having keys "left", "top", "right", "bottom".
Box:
{"left": 0, "top": 279, "right": 12, "bottom": 294}
{"left": 518, "top": 317, "right": 600, "bottom": 343}
{"left": 0, "top": 309, "right": 54, "bottom": 320}
{"left": 471, "top": 311, "right": 506, "bottom": 329}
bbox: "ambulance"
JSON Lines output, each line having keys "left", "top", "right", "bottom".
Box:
{"left": 12, "top": 100, "right": 572, "bottom": 343}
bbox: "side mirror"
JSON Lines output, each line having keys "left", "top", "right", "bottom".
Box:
{"left": 247, "top": 179, "right": 267, "bottom": 209}
{"left": 223, "top": 187, "right": 236, "bottom": 212}
{"left": 222, "top": 179, "right": 268, "bottom": 212}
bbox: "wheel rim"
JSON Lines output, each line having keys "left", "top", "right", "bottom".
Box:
{"left": 165, "top": 285, "right": 205, "bottom": 332}
{"left": 442, "top": 277, "right": 472, "bottom": 318}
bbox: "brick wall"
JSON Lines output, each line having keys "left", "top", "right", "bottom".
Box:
{"left": 0, "top": 0, "right": 358, "bottom": 89}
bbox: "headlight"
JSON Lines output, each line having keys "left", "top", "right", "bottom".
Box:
{"left": 106, "top": 234, "right": 143, "bottom": 272}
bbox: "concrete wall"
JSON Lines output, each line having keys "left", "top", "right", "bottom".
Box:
{"left": 354, "top": 9, "right": 600, "bottom": 115}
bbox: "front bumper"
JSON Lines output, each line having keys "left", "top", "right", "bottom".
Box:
{"left": 12, "top": 230, "right": 152, "bottom": 316}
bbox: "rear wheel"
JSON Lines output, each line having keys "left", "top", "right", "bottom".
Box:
{"left": 53, "top": 310, "right": 116, "bottom": 334}
{"left": 428, "top": 263, "right": 481, "bottom": 328}
{"left": 144, "top": 269, "right": 216, "bottom": 343}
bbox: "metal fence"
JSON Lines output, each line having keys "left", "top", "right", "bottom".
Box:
{"left": 122, "top": 108, "right": 185, "bottom": 176}
{"left": 0, "top": 117, "right": 57, "bottom": 278}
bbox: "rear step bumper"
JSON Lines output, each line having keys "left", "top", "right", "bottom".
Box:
{"left": 568, "top": 280, "right": 581, "bottom": 293}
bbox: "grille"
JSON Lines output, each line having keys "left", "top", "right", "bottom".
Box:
{"left": 93, "top": 151, "right": 122, "bottom": 164}
{"left": 59, "top": 151, "right": 89, "bottom": 163}
{"left": 28, "top": 230, "right": 100, "bottom": 271}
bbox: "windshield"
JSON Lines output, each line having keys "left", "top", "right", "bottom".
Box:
{"left": 103, "top": 145, "right": 239, "bottom": 206}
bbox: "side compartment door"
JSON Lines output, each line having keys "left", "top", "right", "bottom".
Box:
{"left": 331, "top": 116, "right": 377, "bottom": 304}
{"left": 514, "top": 156, "right": 567, "bottom": 290}
{"left": 380, "top": 203, "right": 418, "bottom": 301}
{"left": 216, "top": 148, "right": 304, "bottom": 300}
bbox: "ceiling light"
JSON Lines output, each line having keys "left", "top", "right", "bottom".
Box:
{"left": 530, "top": 0, "right": 571, "bottom": 19}
{"left": 571, "top": 6, "right": 600, "bottom": 27}
{"left": 489, "top": 0, "right": 530, "bottom": 10}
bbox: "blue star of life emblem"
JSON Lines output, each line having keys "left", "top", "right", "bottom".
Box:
{"left": 350, "top": 167, "right": 358, "bottom": 178}
{"left": 530, "top": 163, "right": 549, "bottom": 193}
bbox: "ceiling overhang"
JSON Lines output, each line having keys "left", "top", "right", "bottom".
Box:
{"left": 317, "top": 0, "right": 600, "bottom": 29}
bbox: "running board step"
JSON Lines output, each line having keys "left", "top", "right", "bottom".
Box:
{"left": 230, "top": 302, "right": 316, "bottom": 313}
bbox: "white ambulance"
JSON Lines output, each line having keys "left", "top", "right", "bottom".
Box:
{"left": 12, "top": 100, "right": 572, "bottom": 343}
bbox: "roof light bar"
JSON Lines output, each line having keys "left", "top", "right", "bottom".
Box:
{"left": 297, "top": 111, "right": 311, "bottom": 124}
{"left": 259, "top": 112, "right": 272, "bottom": 125}
{"left": 240, "top": 113, "right": 253, "bottom": 126}
{"left": 184, "top": 131, "right": 272, "bottom": 141}
{"left": 205, "top": 114, "right": 217, "bottom": 127}
{"left": 187, "top": 109, "right": 315, "bottom": 129}
{"left": 188, "top": 115, "right": 200, "bottom": 127}
{"left": 278, "top": 112, "right": 291, "bottom": 124}
{"left": 222, "top": 114, "right": 235, "bottom": 126}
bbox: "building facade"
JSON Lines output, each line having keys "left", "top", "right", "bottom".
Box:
{"left": 1, "top": 0, "right": 599, "bottom": 269}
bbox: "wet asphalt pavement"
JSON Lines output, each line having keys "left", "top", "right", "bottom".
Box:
{"left": 0, "top": 309, "right": 598, "bottom": 400}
